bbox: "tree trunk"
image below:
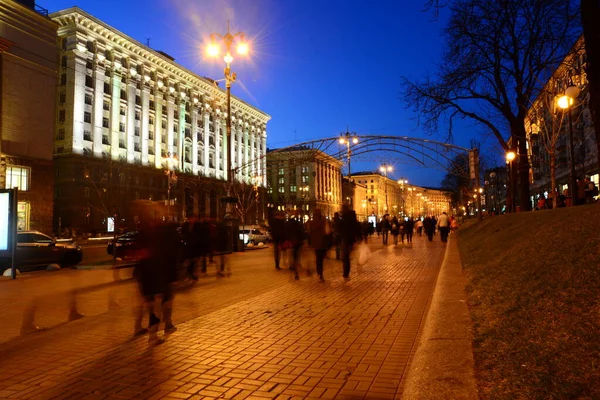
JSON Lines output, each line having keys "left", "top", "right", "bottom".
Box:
{"left": 581, "top": 0, "right": 600, "bottom": 173}
{"left": 513, "top": 122, "right": 532, "bottom": 211}
{"left": 550, "top": 153, "right": 557, "bottom": 205}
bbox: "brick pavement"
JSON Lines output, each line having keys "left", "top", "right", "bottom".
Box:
{"left": 0, "top": 235, "right": 446, "bottom": 399}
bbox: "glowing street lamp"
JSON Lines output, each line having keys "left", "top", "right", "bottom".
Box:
{"left": 339, "top": 130, "right": 359, "bottom": 180}
{"left": 557, "top": 85, "right": 581, "bottom": 203}
{"left": 206, "top": 22, "right": 250, "bottom": 214}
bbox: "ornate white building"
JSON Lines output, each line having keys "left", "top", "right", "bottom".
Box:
{"left": 50, "top": 8, "right": 270, "bottom": 232}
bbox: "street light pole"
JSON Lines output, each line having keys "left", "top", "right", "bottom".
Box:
{"left": 557, "top": 86, "right": 581, "bottom": 205}
{"left": 207, "top": 22, "right": 249, "bottom": 215}
{"left": 339, "top": 130, "right": 358, "bottom": 179}
{"left": 379, "top": 163, "right": 392, "bottom": 214}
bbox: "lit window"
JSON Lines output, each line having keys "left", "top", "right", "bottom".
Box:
{"left": 6, "top": 166, "right": 30, "bottom": 191}
{"left": 278, "top": 187, "right": 285, "bottom": 193}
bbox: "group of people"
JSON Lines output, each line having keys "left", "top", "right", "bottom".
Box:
{"left": 537, "top": 177, "right": 598, "bottom": 209}
{"left": 269, "top": 207, "right": 458, "bottom": 283}
{"left": 269, "top": 205, "right": 362, "bottom": 282}
{"left": 378, "top": 212, "right": 455, "bottom": 243}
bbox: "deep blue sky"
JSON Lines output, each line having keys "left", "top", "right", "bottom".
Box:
{"left": 43, "top": 0, "right": 483, "bottom": 187}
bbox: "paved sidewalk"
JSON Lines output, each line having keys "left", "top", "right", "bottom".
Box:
{"left": 0, "top": 235, "right": 447, "bottom": 399}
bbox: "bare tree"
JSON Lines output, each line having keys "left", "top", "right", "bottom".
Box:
{"left": 528, "top": 93, "right": 567, "bottom": 203}
{"left": 404, "top": 0, "right": 579, "bottom": 211}
{"left": 83, "top": 160, "right": 131, "bottom": 265}
{"left": 230, "top": 180, "right": 258, "bottom": 226}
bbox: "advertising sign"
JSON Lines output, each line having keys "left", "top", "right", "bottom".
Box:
{"left": 107, "top": 217, "right": 115, "bottom": 233}
{"left": 0, "top": 192, "right": 9, "bottom": 251}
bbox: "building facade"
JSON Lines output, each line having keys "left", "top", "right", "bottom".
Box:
{"left": 50, "top": 8, "right": 270, "bottom": 234}
{"left": 266, "top": 147, "right": 343, "bottom": 221}
{"left": 525, "top": 35, "right": 599, "bottom": 200}
{"left": 0, "top": 0, "right": 57, "bottom": 233}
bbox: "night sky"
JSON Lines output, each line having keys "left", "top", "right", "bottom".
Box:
{"left": 43, "top": 0, "right": 485, "bottom": 187}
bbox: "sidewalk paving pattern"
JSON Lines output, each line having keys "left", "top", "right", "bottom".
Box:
{"left": 0, "top": 236, "right": 446, "bottom": 399}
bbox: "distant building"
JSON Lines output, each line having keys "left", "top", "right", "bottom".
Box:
{"left": 0, "top": 0, "right": 57, "bottom": 233}
{"left": 266, "top": 147, "right": 343, "bottom": 220}
{"left": 351, "top": 172, "right": 451, "bottom": 219}
{"left": 50, "top": 8, "right": 270, "bottom": 234}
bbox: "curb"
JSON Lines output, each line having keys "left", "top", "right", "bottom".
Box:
{"left": 401, "top": 237, "right": 479, "bottom": 399}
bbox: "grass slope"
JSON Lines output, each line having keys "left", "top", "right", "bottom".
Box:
{"left": 457, "top": 205, "right": 600, "bottom": 399}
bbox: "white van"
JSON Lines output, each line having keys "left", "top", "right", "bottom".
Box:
{"left": 238, "top": 226, "right": 269, "bottom": 245}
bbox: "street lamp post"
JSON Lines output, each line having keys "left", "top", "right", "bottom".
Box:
{"left": 397, "top": 178, "right": 408, "bottom": 215}
{"left": 206, "top": 23, "right": 250, "bottom": 251}
{"left": 557, "top": 85, "right": 581, "bottom": 205}
{"left": 380, "top": 164, "right": 392, "bottom": 214}
{"left": 207, "top": 22, "right": 249, "bottom": 214}
{"left": 339, "top": 130, "right": 359, "bottom": 179}
{"left": 506, "top": 150, "right": 516, "bottom": 212}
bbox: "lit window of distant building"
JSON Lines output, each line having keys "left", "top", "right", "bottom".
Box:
{"left": 6, "top": 166, "right": 30, "bottom": 191}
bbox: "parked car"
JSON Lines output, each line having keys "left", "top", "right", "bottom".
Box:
{"left": 106, "top": 231, "right": 140, "bottom": 259}
{"left": 238, "top": 227, "right": 269, "bottom": 245}
{"left": 1, "top": 231, "right": 83, "bottom": 272}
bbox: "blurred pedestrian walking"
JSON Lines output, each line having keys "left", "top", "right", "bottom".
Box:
{"left": 423, "top": 216, "right": 435, "bottom": 242}
{"left": 307, "top": 209, "right": 329, "bottom": 282}
{"left": 405, "top": 217, "right": 414, "bottom": 243}
{"left": 341, "top": 205, "right": 360, "bottom": 280}
{"left": 131, "top": 201, "right": 181, "bottom": 337}
{"left": 380, "top": 215, "right": 390, "bottom": 245}
{"left": 285, "top": 211, "right": 305, "bottom": 280}
{"left": 437, "top": 212, "right": 450, "bottom": 243}
{"left": 269, "top": 211, "right": 286, "bottom": 270}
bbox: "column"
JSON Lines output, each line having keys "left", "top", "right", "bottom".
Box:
{"left": 244, "top": 126, "right": 250, "bottom": 182}
{"left": 166, "top": 97, "right": 175, "bottom": 156}
{"left": 191, "top": 106, "right": 199, "bottom": 175}
{"left": 237, "top": 120, "right": 243, "bottom": 179}
{"left": 110, "top": 66, "right": 121, "bottom": 160}
{"left": 215, "top": 115, "right": 222, "bottom": 179}
{"left": 154, "top": 87, "right": 163, "bottom": 169}
{"left": 261, "top": 135, "right": 267, "bottom": 186}
{"left": 178, "top": 100, "right": 186, "bottom": 166}
{"left": 92, "top": 62, "right": 105, "bottom": 157}
{"left": 248, "top": 129, "right": 255, "bottom": 178}
{"left": 126, "top": 76, "right": 136, "bottom": 163}
{"left": 71, "top": 50, "right": 87, "bottom": 154}
{"left": 141, "top": 85, "right": 150, "bottom": 165}
{"left": 203, "top": 112, "right": 210, "bottom": 175}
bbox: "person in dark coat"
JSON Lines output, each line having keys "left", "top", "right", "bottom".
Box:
{"left": 405, "top": 217, "right": 414, "bottom": 243}
{"left": 380, "top": 215, "right": 391, "bottom": 245}
{"left": 390, "top": 216, "right": 399, "bottom": 245}
{"left": 132, "top": 201, "right": 181, "bottom": 336}
{"left": 307, "top": 209, "right": 329, "bottom": 282}
{"left": 340, "top": 205, "right": 359, "bottom": 280}
{"left": 269, "top": 211, "right": 286, "bottom": 270}
{"left": 285, "top": 211, "right": 305, "bottom": 280}
{"left": 332, "top": 212, "right": 343, "bottom": 259}
{"left": 423, "top": 216, "right": 435, "bottom": 242}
